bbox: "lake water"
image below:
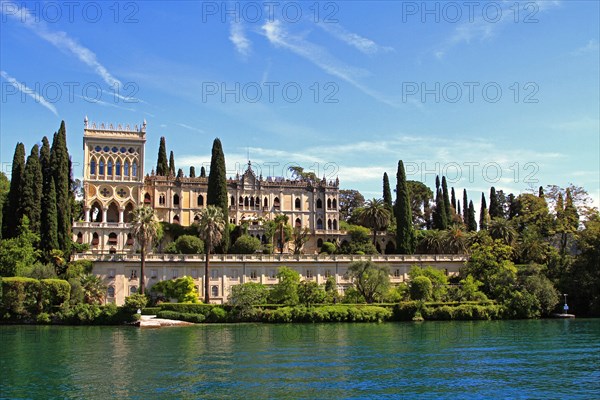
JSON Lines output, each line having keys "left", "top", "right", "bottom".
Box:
{"left": 1, "top": 320, "right": 599, "bottom": 399}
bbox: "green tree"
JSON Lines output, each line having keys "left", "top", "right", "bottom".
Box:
{"left": 298, "top": 281, "right": 325, "bottom": 307}
{"left": 409, "top": 275, "right": 432, "bottom": 301}
{"left": 0, "top": 172, "right": 10, "bottom": 240}
{"left": 467, "top": 200, "right": 477, "bottom": 232}
{"left": 166, "top": 235, "right": 205, "bottom": 254}
{"left": 395, "top": 160, "right": 415, "bottom": 254}
{"left": 40, "top": 177, "right": 59, "bottom": 256}
{"left": 156, "top": 137, "right": 169, "bottom": 176}
{"left": 197, "top": 205, "right": 225, "bottom": 303}
{"left": 489, "top": 187, "right": 503, "bottom": 219}
{"left": 0, "top": 216, "right": 40, "bottom": 277}
{"left": 462, "top": 240, "right": 517, "bottom": 300}
{"left": 3, "top": 142, "right": 26, "bottom": 238}
{"left": 169, "top": 151, "right": 176, "bottom": 176}
{"left": 457, "top": 275, "right": 487, "bottom": 301}
{"left": 442, "top": 176, "right": 452, "bottom": 226}
{"left": 479, "top": 192, "right": 489, "bottom": 231}
{"left": 488, "top": 218, "right": 517, "bottom": 246}
{"left": 273, "top": 214, "right": 290, "bottom": 254}
{"left": 382, "top": 172, "right": 393, "bottom": 210}
{"left": 463, "top": 189, "right": 469, "bottom": 224}
{"left": 206, "top": 138, "right": 229, "bottom": 253}
{"left": 229, "top": 282, "right": 269, "bottom": 309}
{"left": 80, "top": 274, "right": 107, "bottom": 305}
{"left": 407, "top": 181, "right": 433, "bottom": 229}
{"left": 409, "top": 265, "right": 449, "bottom": 300}
{"left": 451, "top": 187, "right": 457, "bottom": 213}
{"left": 21, "top": 145, "right": 43, "bottom": 234}
{"left": 231, "top": 234, "right": 261, "bottom": 254}
{"left": 338, "top": 189, "right": 365, "bottom": 221}
{"left": 433, "top": 188, "right": 448, "bottom": 230}
{"left": 50, "top": 122, "right": 72, "bottom": 254}
{"left": 292, "top": 226, "right": 311, "bottom": 254}
{"left": 189, "top": 166, "right": 196, "bottom": 178}
{"left": 357, "top": 198, "right": 391, "bottom": 247}
{"left": 270, "top": 266, "right": 300, "bottom": 305}
{"left": 130, "top": 205, "right": 160, "bottom": 294}
{"left": 347, "top": 261, "right": 390, "bottom": 303}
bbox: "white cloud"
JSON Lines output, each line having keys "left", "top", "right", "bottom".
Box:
{"left": 176, "top": 123, "right": 205, "bottom": 134}
{"left": 1, "top": 70, "right": 58, "bottom": 116}
{"left": 317, "top": 22, "right": 393, "bottom": 55}
{"left": 229, "top": 22, "right": 251, "bottom": 57}
{"left": 261, "top": 20, "right": 400, "bottom": 107}
{"left": 2, "top": 1, "right": 122, "bottom": 88}
{"left": 572, "top": 39, "right": 599, "bottom": 56}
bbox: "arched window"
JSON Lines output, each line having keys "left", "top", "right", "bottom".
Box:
{"left": 159, "top": 195, "right": 165, "bottom": 205}
{"left": 317, "top": 238, "right": 323, "bottom": 248}
{"left": 316, "top": 198, "right": 322, "bottom": 209}
{"left": 126, "top": 233, "right": 134, "bottom": 245}
{"left": 333, "top": 219, "right": 338, "bottom": 230}
{"left": 91, "top": 232, "right": 99, "bottom": 246}
{"left": 327, "top": 198, "right": 332, "bottom": 209}
{"left": 295, "top": 218, "right": 301, "bottom": 227}
{"left": 230, "top": 195, "right": 235, "bottom": 206}
{"left": 144, "top": 193, "right": 151, "bottom": 204}
{"left": 239, "top": 196, "right": 243, "bottom": 208}
{"left": 261, "top": 234, "right": 267, "bottom": 244}
{"left": 99, "top": 160, "right": 105, "bottom": 175}
{"left": 91, "top": 201, "right": 103, "bottom": 222}
{"left": 327, "top": 219, "right": 332, "bottom": 230}
{"left": 194, "top": 214, "right": 200, "bottom": 223}
{"left": 316, "top": 218, "right": 323, "bottom": 230}
{"left": 295, "top": 198, "right": 301, "bottom": 210}
{"left": 244, "top": 197, "right": 249, "bottom": 207}
{"left": 173, "top": 194, "right": 180, "bottom": 206}
{"left": 130, "top": 286, "right": 137, "bottom": 295}
{"left": 250, "top": 197, "right": 254, "bottom": 207}
{"left": 107, "top": 203, "right": 119, "bottom": 223}
{"left": 211, "top": 286, "right": 219, "bottom": 297}
{"left": 124, "top": 161, "right": 130, "bottom": 177}
{"left": 274, "top": 197, "right": 280, "bottom": 209}
{"left": 173, "top": 215, "right": 180, "bottom": 224}
{"left": 76, "top": 232, "right": 83, "bottom": 244}
{"left": 332, "top": 199, "right": 337, "bottom": 209}
{"left": 256, "top": 197, "right": 260, "bottom": 208}
{"left": 116, "top": 161, "right": 121, "bottom": 176}
{"left": 264, "top": 197, "right": 268, "bottom": 208}
{"left": 107, "top": 161, "right": 113, "bottom": 176}
{"left": 124, "top": 203, "right": 134, "bottom": 223}
{"left": 90, "top": 159, "right": 96, "bottom": 175}
{"left": 197, "top": 195, "right": 204, "bottom": 206}
{"left": 107, "top": 286, "right": 115, "bottom": 298}
{"left": 108, "top": 232, "right": 118, "bottom": 244}
{"left": 132, "top": 162, "right": 137, "bottom": 177}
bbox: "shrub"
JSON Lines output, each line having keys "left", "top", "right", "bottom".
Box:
{"left": 142, "top": 307, "right": 161, "bottom": 315}
{"left": 150, "top": 277, "right": 199, "bottom": 303}
{"left": 229, "top": 282, "right": 269, "bottom": 308}
{"left": 0, "top": 277, "right": 41, "bottom": 319}
{"left": 36, "top": 312, "right": 51, "bottom": 324}
{"left": 206, "top": 307, "right": 228, "bottom": 322}
{"left": 231, "top": 235, "right": 261, "bottom": 254}
{"left": 124, "top": 293, "right": 148, "bottom": 312}
{"left": 409, "top": 276, "right": 433, "bottom": 301}
{"left": 39, "top": 279, "right": 70, "bottom": 311}
{"left": 157, "top": 310, "right": 206, "bottom": 323}
{"left": 320, "top": 242, "right": 336, "bottom": 254}
{"left": 165, "top": 235, "right": 205, "bottom": 254}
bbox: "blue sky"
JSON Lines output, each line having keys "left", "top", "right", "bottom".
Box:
{"left": 1, "top": 0, "right": 598, "bottom": 209}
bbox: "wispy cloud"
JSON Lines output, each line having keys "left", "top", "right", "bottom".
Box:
{"left": 229, "top": 22, "right": 251, "bottom": 57}
{"left": 1, "top": 70, "right": 58, "bottom": 116}
{"left": 1, "top": 1, "right": 122, "bottom": 88}
{"left": 176, "top": 123, "right": 205, "bottom": 134}
{"left": 317, "top": 22, "right": 393, "bottom": 55}
{"left": 572, "top": 39, "right": 599, "bottom": 56}
{"left": 74, "top": 95, "right": 136, "bottom": 112}
{"left": 434, "top": 0, "right": 561, "bottom": 59}
{"left": 261, "top": 20, "right": 399, "bottom": 107}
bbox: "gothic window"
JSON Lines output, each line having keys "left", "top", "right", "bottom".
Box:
{"left": 132, "top": 162, "right": 137, "bottom": 177}
{"left": 126, "top": 233, "right": 134, "bottom": 245}
{"left": 317, "top": 238, "right": 323, "bottom": 247}
{"left": 327, "top": 198, "right": 332, "bottom": 209}
{"left": 124, "top": 161, "right": 130, "bottom": 177}
{"left": 107, "top": 161, "right": 113, "bottom": 176}
{"left": 99, "top": 160, "right": 105, "bottom": 175}
{"left": 211, "top": 286, "right": 219, "bottom": 297}
{"left": 230, "top": 195, "right": 235, "bottom": 206}
{"left": 244, "top": 197, "right": 249, "bottom": 207}
{"left": 144, "top": 193, "right": 151, "bottom": 204}
{"left": 333, "top": 219, "right": 338, "bottom": 230}
{"left": 250, "top": 197, "right": 254, "bottom": 207}
{"left": 173, "top": 194, "right": 180, "bottom": 206}
{"left": 295, "top": 198, "right": 301, "bottom": 210}
{"left": 295, "top": 218, "right": 301, "bottom": 227}
{"left": 76, "top": 232, "right": 83, "bottom": 244}
{"left": 116, "top": 161, "right": 121, "bottom": 176}
{"left": 159, "top": 195, "right": 165, "bottom": 205}
{"left": 317, "top": 219, "right": 323, "bottom": 230}
{"left": 108, "top": 232, "right": 118, "bottom": 244}
{"left": 107, "top": 203, "right": 119, "bottom": 223}
{"left": 264, "top": 197, "right": 268, "bottom": 208}
{"left": 125, "top": 203, "right": 134, "bottom": 223}
{"left": 100, "top": 187, "right": 110, "bottom": 197}
{"left": 117, "top": 188, "right": 127, "bottom": 198}
{"left": 197, "top": 195, "right": 204, "bottom": 206}
{"left": 91, "top": 202, "right": 103, "bottom": 222}
{"left": 107, "top": 286, "right": 115, "bottom": 298}
{"left": 173, "top": 215, "right": 180, "bottom": 224}
{"left": 90, "top": 160, "right": 96, "bottom": 175}
{"left": 316, "top": 198, "right": 322, "bottom": 208}
{"left": 91, "top": 232, "right": 99, "bottom": 246}
{"left": 256, "top": 197, "right": 260, "bottom": 208}
{"left": 274, "top": 197, "right": 280, "bottom": 209}
{"left": 332, "top": 199, "right": 337, "bottom": 209}
{"left": 327, "top": 219, "right": 332, "bottom": 230}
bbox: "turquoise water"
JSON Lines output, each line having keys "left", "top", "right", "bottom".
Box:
{"left": 1, "top": 320, "right": 599, "bottom": 399}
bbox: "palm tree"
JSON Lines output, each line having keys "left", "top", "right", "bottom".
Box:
{"left": 357, "top": 198, "right": 391, "bottom": 247}
{"left": 488, "top": 217, "right": 517, "bottom": 246}
{"left": 80, "top": 274, "right": 107, "bottom": 304}
{"left": 442, "top": 226, "right": 468, "bottom": 254}
{"left": 274, "top": 214, "right": 289, "bottom": 254}
{"left": 130, "top": 205, "right": 159, "bottom": 294}
{"left": 197, "top": 205, "right": 225, "bottom": 303}
{"left": 418, "top": 230, "right": 445, "bottom": 254}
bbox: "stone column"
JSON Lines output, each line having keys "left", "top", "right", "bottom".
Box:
{"left": 102, "top": 208, "right": 108, "bottom": 223}
{"left": 84, "top": 207, "right": 90, "bottom": 222}
{"left": 119, "top": 208, "right": 124, "bottom": 224}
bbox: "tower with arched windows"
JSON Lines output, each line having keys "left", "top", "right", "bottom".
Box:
{"left": 73, "top": 117, "right": 146, "bottom": 253}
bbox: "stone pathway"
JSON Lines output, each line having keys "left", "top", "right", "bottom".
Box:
{"left": 138, "top": 315, "right": 193, "bottom": 327}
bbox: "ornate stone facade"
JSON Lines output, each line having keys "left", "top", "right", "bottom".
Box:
{"left": 74, "top": 119, "right": 341, "bottom": 254}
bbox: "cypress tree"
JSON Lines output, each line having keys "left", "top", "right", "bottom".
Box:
{"left": 489, "top": 186, "right": 502, "bottom": 219}
{"left": 169, "top": 151, "right": 176, "bottom": 176}
{"left": 538, "top": 186, "right": 544, "bottom": 198}
{"left": 21, "top": 144, "right": 43, "bottom": 234}
{"left": 435, "top": 175, "right": 440, "bottom": 192}
{"left": 457, "top": 200, "right": 461, "bottom": 219}
{"left": 50, "top": 121, "right": 72, "bottom": 254}
{"left": 200, "top": 166, "right": 207, "bottom": 178}
{"left": 177, "top": 168, "right": 184, "bottom": 178}
{"left": 156, "top": 137, "right": 168, "bottom": 176}
{"left": 462, "top": 189, "right": 468, "bottom": 223}
{"left": 451, "top": 187, "right": 456, "bottom": 213}
{"left": 207, "top": 138, "right": 229, "bottom": 253}
{"left": 507, "top": 193, "right": 518, "bottom": 220}
{"left": 382, "top": 172, "right": 392, "bottom": 210}
{"left": 189, "top": 166, "right": 196, "bottom": 178}
{"left": 467, "top": 200, "right": 477, "bottom": 231}
{"left": 433, "top": 188, "right": 448, "bottom": 230}
{"left": 3, "top": 143, "right": 26, "bottom": 238}
{"left": 40, "top": 137, "right": 51, "bottom": 188}
{"left": 441, "top": 176, "right": 452, "bottom": 225}
{"left": 395, "top": 160, "right": 414, "bottom": 254}
{"left": 41, "top": 176, "right": 59, "bottom": 254}
{"left": 479, "top": 192, "right": 488, "bottom": 230}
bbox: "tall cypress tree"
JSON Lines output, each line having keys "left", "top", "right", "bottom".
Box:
{"left": 156, "top": 137, "right": 168, "bottom": 176}
{"left": 395, "top": 160, "right": 414, "bottom": 254}
{"left": 457, "top": 200, "right": 461, "bottom": 219}
{"left": 433, "top": 188, "right": 448, "bottom": 230}
{"left": 451, "top": 187, "right": 457, "bottom": 213}
{"left": 3, "top": 143, "right": 26, "bottom": 238}
{"left": 382, "top": 172, "right": 393, "bottom": 210}
{"left": 41, "top": 176, "right": 59, "bottom": 254}
{"left": 50, "top": 121, "right": 72, "bottom": 254}
{"left": 21, "top": 144, "right": 43, "bottom": 234}
{"left": 207, "top": 138, "right": 229, "bottom": 253}
{"left": 489, "top": 186, "right": 502, "bottom": 219}
{"left": 441, "top": 176, "right": 452, "bottom": 226}
{"left": 200, "top": 166, "right": 206, "bottom": 178}
{"left": 462, "top": 189, "right": 468, "bottom": 224}
{"left": 479, "top": 192, "right": 488, "bottom": 230}
{"left": 189, "top": 166, "right": 196, "bottom": 178}
{"left": 467, "top": 200, "right": 477, "bottom": 231}
{"left": 435, "top": 175, "right": 440, "bottom": 192}
{"left": 169, "top": 151, "right": 176, "bottom": 176}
